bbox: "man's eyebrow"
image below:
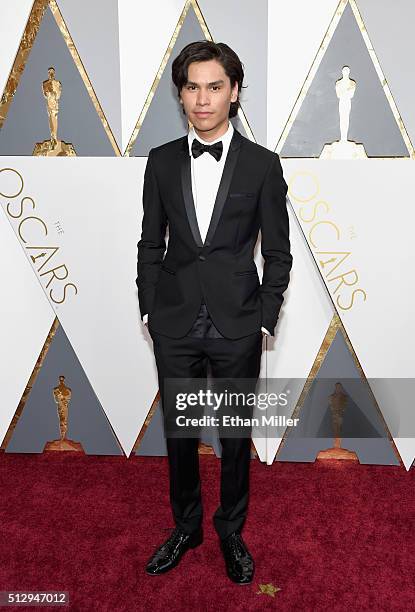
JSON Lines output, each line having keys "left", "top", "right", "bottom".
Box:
{"left": 185, "top": 79, "right": 225, "bottom": 86}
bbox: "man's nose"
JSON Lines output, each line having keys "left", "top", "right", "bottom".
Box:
{"left": 196, "top": 88, "right": 210, "bottom": 106}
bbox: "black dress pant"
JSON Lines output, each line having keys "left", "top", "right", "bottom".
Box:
{"left": 148, "top": 302, "right": 263, "bottom": 540}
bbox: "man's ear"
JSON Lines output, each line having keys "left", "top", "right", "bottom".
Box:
{"left": 231, "top": 83, "right": 238, "bottom": 103}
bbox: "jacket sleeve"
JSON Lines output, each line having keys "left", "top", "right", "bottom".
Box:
{"left": 258, "top": 153, "right": 293, "bottom": 335}
{"left": 136, "top": 148, "right": 168, "bottom": 320}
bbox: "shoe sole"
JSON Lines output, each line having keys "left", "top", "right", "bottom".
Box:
{"left": 226, "top": 569, "right": 254, "bottom": 585}
{"left": 228, "top": 576, "right": 253, "bottom": 585}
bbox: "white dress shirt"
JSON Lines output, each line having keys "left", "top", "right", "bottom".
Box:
{"left": 143, "top": 121, "right": 270, "bottom": 336}
{"left": 188, "top": 121, "right": 234, "bottom": 243}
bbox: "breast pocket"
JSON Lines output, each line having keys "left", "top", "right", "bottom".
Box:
{"left": 229, "top": 192, "right": 255, "bottom": 199}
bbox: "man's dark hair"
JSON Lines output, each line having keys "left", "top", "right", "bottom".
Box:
{"left": 171, "top": 40, "right": 245, "bottom": 119}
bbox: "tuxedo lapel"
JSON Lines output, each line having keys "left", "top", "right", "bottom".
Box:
{"left": 181, "top": 142, "right": 203, "bottom": 247}
{"left": 180, "top": 128, "right": 243, "bottom": 248}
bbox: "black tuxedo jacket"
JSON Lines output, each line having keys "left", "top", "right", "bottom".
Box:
{"left": 136, "top": 127, "right": 292, "bottom": 339}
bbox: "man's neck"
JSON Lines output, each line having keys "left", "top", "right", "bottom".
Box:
{"left": 193, "top": 120, "right": 229, "bottom": 143}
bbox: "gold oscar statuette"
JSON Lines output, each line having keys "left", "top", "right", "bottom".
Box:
{"left": 320, "top": 66, "right": 367, "bottom": 159}
{"left": 44, "top": 375, "right": 84, "bottom": 452}
{"left": 33, "top": 67, "right": 76, "bottom": 156}
{"left": 198, "top": 441, "right": 215, "bottom": 455}
{"left": 317, "top": 382, "right": 359, "bottom": 461}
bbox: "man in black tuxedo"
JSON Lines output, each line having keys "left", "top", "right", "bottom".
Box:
{"left": 136, "top": 40, "right": 292, "bottom": 584}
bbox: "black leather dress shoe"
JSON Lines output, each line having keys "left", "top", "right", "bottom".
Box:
{"left": 145, "top": 526, "right": 203, "bottom": 575}
{"left": 220, "top": 532, "right": 255, "bottom": 585}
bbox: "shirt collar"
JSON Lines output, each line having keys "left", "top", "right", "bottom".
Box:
{"left": 187, "top": 121, "right": 234, "bottom": 157}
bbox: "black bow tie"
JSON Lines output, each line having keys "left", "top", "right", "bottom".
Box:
{"left": 191, "top": 138, "right": 223, "bottom": 161}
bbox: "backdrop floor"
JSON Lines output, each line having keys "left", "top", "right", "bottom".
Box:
{"left": 0, "top": 452, "right": 413, "bottom": 611}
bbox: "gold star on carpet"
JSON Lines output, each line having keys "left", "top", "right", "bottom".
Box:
{"left": 256, "top": 583, "right": 282, "bottom": 597}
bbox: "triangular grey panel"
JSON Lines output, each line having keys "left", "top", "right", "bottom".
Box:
{"left": 280, "top": 3, "right": 408, "bottom": 157}
{"left": 198, "top": 0, "right": 267, "bottom": 145}
{"left": 135, "top": 401, "right": 167, "bottom": 456}
{"left": 356, "top": 0, "right": 415, "bottom": 152}
{"left": 6, "top": 322, "right": 122, "bottom": 454}
{"left": 131, "top": 5, "right": 248, "bottom": 157}
{"left": 0, "top": 6, "right": 115, "bottom": 156}
{"left": 276, "top": 329, "right": 399, "bottom": 465}
{"left": 136, "top": 396, "right": 221, "bottom": 457}
{"left": 56, "top": 0, "right": 122, "bottom": 148}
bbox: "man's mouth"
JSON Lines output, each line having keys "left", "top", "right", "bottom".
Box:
{"left": 194, "top": 111, "right": 212, "bottom": 117}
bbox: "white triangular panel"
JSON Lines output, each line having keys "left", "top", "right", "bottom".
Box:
{"left": 283, "top": 158, "right": 415, "bottom": 469}
{"left": 258, "top": 199, "right": 335, "bottom": 464}
{"left": 0, "top": 157, "right": 159, "bottom": 456}
{"left": 0, "top": 190, "right": 55, "bottom": 444}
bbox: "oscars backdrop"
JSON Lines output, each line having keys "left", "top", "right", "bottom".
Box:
{"left": 0, "top": 0, "right": 414, "bottom": 469}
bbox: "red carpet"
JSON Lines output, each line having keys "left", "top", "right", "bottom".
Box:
{"left": 0, "top": 452, "right": 414, "bottom": 611}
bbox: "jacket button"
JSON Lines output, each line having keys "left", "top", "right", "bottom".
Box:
{"left": 198, "top": 255, "right": 206, "bottom": 261}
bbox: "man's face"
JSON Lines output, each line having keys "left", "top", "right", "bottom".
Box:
{"left": 180, "top": 59, "right": 238, "bottom": 134}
